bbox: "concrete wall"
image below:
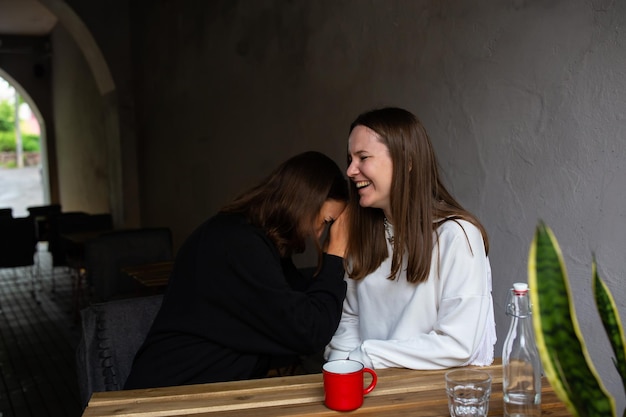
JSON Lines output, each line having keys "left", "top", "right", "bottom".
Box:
{"left": 51, "top": 25, "right": 109, "bottom": 213}
{"left": 129, "top": 0, "right": 626, "bottom": 410}
{"left": 65, "top": 0, "right": 142, "bottom": 228}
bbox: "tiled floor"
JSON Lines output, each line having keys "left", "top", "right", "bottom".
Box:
{"left": 0, "top": 244, "right": 83, "bottom": 417}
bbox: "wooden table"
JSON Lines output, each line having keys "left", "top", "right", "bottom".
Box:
{"left": 122, "top": 260, "right": 174, "bottom": 288}
{"left": 82, "top": 362, "right": 571, "bottom": 416}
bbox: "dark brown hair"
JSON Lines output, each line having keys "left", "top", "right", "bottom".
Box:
{"left": 347, "top": 107, "right": 489, "bottom": 283}
{"left": 221, "top": 151, "right": 348, "bottom": 259}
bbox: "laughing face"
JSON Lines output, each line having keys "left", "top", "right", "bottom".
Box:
{"left": 347, "top": 125, "right": 394, "bottom": 218}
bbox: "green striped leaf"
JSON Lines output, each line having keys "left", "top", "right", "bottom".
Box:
{"left": 528, "top": 222, "right": 615, "bottom": 417}
{"left": 592, "top": 260, "right": 626, "bottom": 395}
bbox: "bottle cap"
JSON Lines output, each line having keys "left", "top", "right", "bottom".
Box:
{"left": 513, "top": 282, "right": 528, "bottom": 295}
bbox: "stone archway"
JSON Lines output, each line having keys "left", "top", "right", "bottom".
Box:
{"left": 37, "top": 0, "right": 126, "bottom": 226}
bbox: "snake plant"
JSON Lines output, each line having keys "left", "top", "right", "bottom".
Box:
{"left": 528, "top": 222, "right": 626, "bottom": 417}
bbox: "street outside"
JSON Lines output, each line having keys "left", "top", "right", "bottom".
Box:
{"left": 0, "top": 166, "right": 44, "bottom": 217}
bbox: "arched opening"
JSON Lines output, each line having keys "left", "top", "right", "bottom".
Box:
{"left": 40, "top": 0, "right": 131, "bottom": 227}
{"left": 0, "top": 71, "right": 48, "bottom": 216}
{"left": 1, "top": 0, "right": 136, "bottom": 227}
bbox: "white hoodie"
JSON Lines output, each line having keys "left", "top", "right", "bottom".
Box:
{"left": 325, "top": 219, "right": 496, "bottom": 369}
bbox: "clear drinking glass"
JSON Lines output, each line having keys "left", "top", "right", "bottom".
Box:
{"left": 445, "top": 369, "right": 492, "bottom": 417}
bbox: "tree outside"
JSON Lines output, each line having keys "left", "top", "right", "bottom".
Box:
{"left": 0, "top": 77, "right": 41, "bottom": 168}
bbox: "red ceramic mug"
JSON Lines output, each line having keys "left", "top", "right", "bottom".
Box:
{"left": 322, "top": 359, "right": 377, "bottom": 411}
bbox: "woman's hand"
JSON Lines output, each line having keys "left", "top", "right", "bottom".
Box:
{"left": 326, "top": 208, "right": 349, "bottom": 258}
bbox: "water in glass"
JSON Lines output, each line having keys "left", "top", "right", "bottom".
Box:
{"left": 447, "top": 384, "right": 489, "bottom": 417}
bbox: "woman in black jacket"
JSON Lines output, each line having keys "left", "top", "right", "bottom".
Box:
{"left": 125, "top": 151, "right": 349, "bottom": 389}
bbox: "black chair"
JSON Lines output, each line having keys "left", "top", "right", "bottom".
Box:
{"left": 75, "top": 294, "right": 164, "bottom": 409}
{"left": 84, "top": 227, "right": 173, "bottom": 302}
{"left": 27, "top": 204, "right": 62, "bottom": 242}
{"left": 0, "top": 216, "right": 39, "bottom": 301}
{"left": 0, "top": 216, "right": 38, "bottom": 268}
{"left": 45, "top": 211, "right": 89, "bottom": 299}
{"left": 47, "top": 212, "right": 114, "bottom": 291}
{"left": 45, "top": 212, "right": 115, "bottom": 319}
{"left": 0, "top": 208, "right": 13, "bottom": 218}
{"left": 61, "top": 213, "right": 115, "bottom": 268}
{"left": 47, "top": 211, "right": 89, "bottom": 270}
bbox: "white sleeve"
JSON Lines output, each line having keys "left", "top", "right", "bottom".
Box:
{"left": 324, "top": 274, "right": 362, "bottom": 361}
{"left": 349, "top": 223, "right": 494, "bottom": 370}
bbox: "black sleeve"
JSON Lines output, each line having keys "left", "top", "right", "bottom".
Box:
{"left": 196, "top": 227, "right": 347, "bottom": 357}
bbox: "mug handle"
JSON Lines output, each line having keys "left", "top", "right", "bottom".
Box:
{"left": 363, "top": 368, "right": 377, "bottom": 395}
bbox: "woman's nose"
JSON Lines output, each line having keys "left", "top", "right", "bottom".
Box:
{"left": 346, "top": 161, "right": 358, "bottom": 177}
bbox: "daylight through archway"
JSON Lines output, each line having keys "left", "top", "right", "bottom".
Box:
{"left": 0, "top": 74, "right": 45, "bottom": 217}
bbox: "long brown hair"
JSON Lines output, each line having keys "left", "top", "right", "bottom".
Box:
{"left": 347, "top": 107, "right": 489, "bottom": 283}
{"left": 221, "top": 151, "right": 348, "bottom": 259}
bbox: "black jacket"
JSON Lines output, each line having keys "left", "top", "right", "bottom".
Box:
{"left": 124, "top": 212, "right": 346, "bottom": 389}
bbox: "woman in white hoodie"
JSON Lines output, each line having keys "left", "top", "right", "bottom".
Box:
{"left": 325, "top": 107, "right": 496, "bottom": 370}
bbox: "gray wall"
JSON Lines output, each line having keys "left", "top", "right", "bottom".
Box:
{"left": 129, "top": 1, "right": 626, "bottom": 410}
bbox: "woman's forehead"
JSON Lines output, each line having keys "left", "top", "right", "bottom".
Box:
{"left": 348, "top": 125, "right": 386, "bottom": 152}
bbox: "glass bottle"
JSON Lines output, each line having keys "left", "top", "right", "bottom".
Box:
{"left": 502, "top": 282, "right": 542, "bottom": 416}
